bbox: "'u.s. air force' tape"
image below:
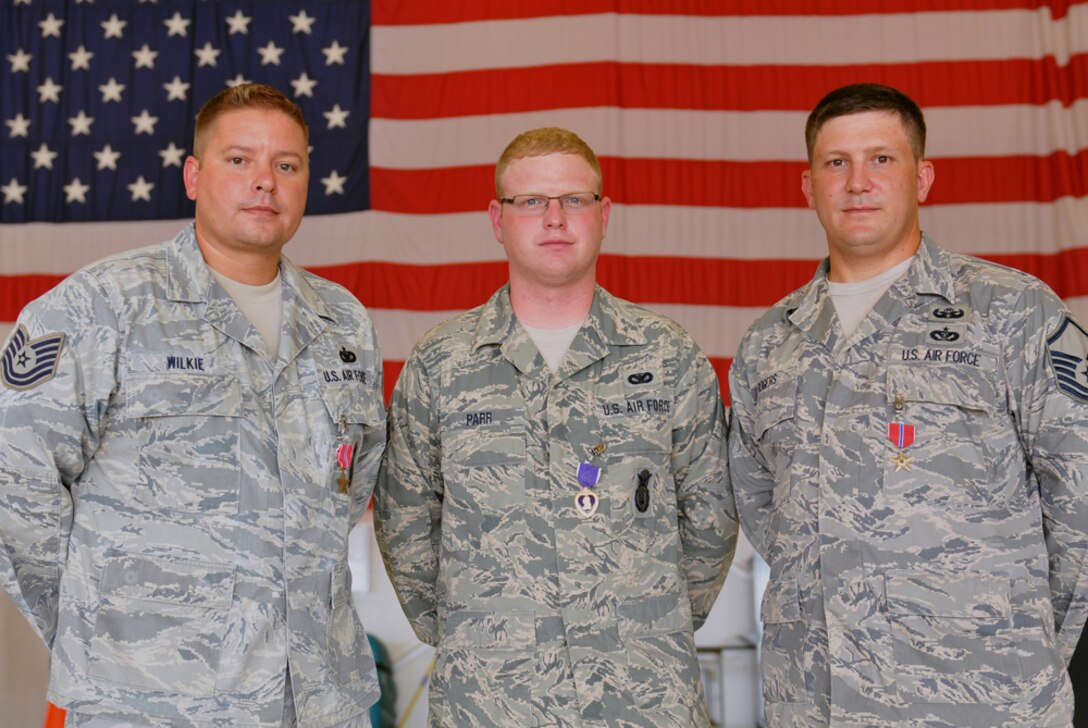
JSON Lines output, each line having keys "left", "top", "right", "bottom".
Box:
{"left": 2, "top": 325, "right": 66, "bottom": 391}
{"left": 1047, "top": 316, "right": 1088, "bottom": 403}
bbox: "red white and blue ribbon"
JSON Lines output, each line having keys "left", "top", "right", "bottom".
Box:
{"left": 888, "top": 423, "right": 915, "bottom": 449}
{"left": 336, "top": 442, "right": 354, "bottom": 470}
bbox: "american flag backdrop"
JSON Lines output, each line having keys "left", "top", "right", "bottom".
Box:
{"left": 2, "top": 0, "right": 1087, "bottom": 406}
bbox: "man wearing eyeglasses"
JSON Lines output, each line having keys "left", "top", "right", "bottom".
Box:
{"left": 374, "top": 127, "right": 736, "bottom": 726}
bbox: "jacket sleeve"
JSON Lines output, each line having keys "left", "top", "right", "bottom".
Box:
{"left": 0, "top": 271, "right": 119, "bottom": 646}
{"left": 726, "top": 349, "right": 778, "bottom": 561}
{"left": 671, "top": 339, "right": 737, "bottom": 629}
{"left": 373, "top": 350, "right": 443, "bottom": 645}
{"left": 1007, "top": 287, "right": 1088, "bottom": 664}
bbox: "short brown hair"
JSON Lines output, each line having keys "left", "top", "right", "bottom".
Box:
{"left": 193, "top": 83, "right": 309, "bottom": 158}
{"left": 495, "top": 127, "right": 602, "bottom": 197}
{"left": 805, "top": 83, "right": 926, "bottom": 162}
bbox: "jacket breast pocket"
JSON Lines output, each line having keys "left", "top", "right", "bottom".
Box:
{"left": 606, "top": 447, "right": 680, "bottom": 585}
{"left": 320, "top": 384, "right": 385, "bottom": 521}
{"left": 618, "top": 591, "right": 705, "bottom": 720}
{"left": 88, "top": 553, "right": 234, "bottom": 696}
{"left": 327, "top": 561, "right": 377, "bottom": 688}
{"left": 759, "top": 576, "right": 809, "bottom": 705}
{"left": 440, "top": 411, "right": 527, "bottom": 555}
{"left": 440, "top": 409, "right": 527, "bottom": 507}
{"left": 885, "top": 569, "right": 1055, "bottom": 704}
{"left": 753, "top": 372, "right": 799, "bottom": 508}
{"left": 432, "top": 610, "right": 534, "bottom": 726}
{"left": 884, "top": 362, "right": 1019, "bottom": 508}
{"left": 126, "top": 372, "right": 242, "bottom": 515}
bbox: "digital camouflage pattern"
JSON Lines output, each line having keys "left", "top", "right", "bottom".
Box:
{"left": 0, "top": 225, "right": 385, "bottom": 727}
{"left": 374, "top": 285, "right": 736, "bottom": 727}
{"left": 729, "top": 237, "right": 1088, "bottom": 727}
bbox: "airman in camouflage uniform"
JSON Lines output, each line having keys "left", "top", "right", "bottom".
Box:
{"left": 374, "top": 128, "right": 737, "bottom": 727}
{"left": 0, "top": 85, "right": 384, "bottom": 726}
{"left": 729, "top": 84, "right": 1088, "bottom": 726}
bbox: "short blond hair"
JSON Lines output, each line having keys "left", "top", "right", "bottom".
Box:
{"left": 495, "top": 127, "right": 602, "bottom": 198}
{"left": 193, "top": 83, "right": 309, "bottom": 158}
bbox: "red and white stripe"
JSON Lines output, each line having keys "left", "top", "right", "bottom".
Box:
{"left": 3, "top": 1, "right": 1087, "bottom": 403}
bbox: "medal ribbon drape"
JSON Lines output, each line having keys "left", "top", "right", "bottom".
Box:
{"left": 575, "top": 462, "right": 601, "bottom": 518}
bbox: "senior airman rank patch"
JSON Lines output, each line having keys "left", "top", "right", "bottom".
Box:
{"left": 1047, "top": 316, "right": 1088, "bottom": 403}
{"left": 2, "top": 325, "right": 65, "bottom": 391}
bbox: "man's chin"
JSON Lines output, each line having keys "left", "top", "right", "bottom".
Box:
{"left": 832, "top": 230, "right": 886, "bottom": 251}
{"left": 236, "top": 229, "right": 289, "bottom": 250}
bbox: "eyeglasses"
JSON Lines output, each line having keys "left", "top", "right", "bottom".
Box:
{"left": 499, "top": 192, "right": 601, "bottom": 216}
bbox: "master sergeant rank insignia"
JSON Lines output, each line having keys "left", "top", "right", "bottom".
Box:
{"left": 1047, "top": 316, "right": 1088, "bottom": 403}
{"left": 2, "top": 325, "right": 65, "bottom": 391}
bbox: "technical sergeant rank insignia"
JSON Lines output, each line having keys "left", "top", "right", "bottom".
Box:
{"left": 2, "top": 325, "right": 65, "bottom": 391}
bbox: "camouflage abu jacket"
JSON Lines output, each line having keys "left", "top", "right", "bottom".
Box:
{"left": 729, "top": 236, "right": 1088, "bottom": 727}
{"left": 374, "top": 285, "right": 737, "bottom": 727}
{"left": 0, "top": 225, "right": 385, "bottom": 726}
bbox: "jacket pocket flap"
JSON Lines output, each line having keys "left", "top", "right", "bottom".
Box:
{"left": 885, "top": 570, "right": 1010, "bottom": 619}
{"left": 617, "top": 591, "right": 691, "bottom": 638}
{"left": 887, "top": 364, "right": 998, "bottom": 415}
{"left": 761, "top": 577, "right": 801, "bottom": 624}
{"left": 126, "top": 372, "right": 242, "bottom": 418}
{"left": 440, "top": 407, "right": 526, "bottom": 467}
{"left": 100, "top": 554, "right": 235, "bottom": 609}
{"left": 441, "top": 610, "right": 535, "bottom": 650}
{"left": 754, "top": 371, "right": 799, "bottom": 439}
{"left": 321, "top": 384, "right": 384, "bottom": 425}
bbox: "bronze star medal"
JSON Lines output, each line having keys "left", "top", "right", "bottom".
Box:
{"left": 890, "top": 450, "right": 913, "bottom": 472}
{"left": 336, "top": 442, "right": 355, "bottom": 493}
{"left": 335, "top": 415, "right": 355, "bottom": 494}
{"left": 887, "top": 397, "right": 915, "bottom": 474}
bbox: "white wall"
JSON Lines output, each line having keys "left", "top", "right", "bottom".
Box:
{"left": 0, "top": 592, "right": 50, "bottom": 728}
{"left": 350, "top": 512, "right": 436, "bottom": 728}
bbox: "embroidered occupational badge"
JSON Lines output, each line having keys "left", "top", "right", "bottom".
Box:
{"left": 928, "top": 326, "right": 961, "bottom": 343}
{"left": 1, "top": 325, "right": 65, "bottom": 391}
{"left": 634, "top": 469, "right": 651, "bottom": 513}
{"left": 1047, "top": 316, "right": 1088, "bottom": 403}
{"left": 929, "top": 306, "right": 967, "bottom": 321}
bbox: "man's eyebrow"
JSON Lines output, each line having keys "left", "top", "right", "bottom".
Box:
{"left": 819, "top": 144, "right": 898, "bottom": 158}
{"left": 220, "top": 144, "right": 305, "bottom": 160}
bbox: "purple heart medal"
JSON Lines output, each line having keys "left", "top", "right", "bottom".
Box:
{"left": 574, "top": 462, "right": 601, "bottom": 518}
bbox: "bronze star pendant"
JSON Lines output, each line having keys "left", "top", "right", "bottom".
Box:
{"left": 338, "top": 472, "right": 350, "bottom": 493}
{"left": 890, "top": 450, "right": 913, "bottom": 472}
